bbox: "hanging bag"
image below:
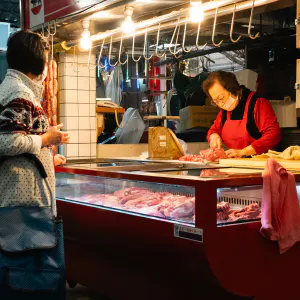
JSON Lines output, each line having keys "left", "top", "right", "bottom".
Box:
{"left": 0, "top": 153, "right": 66, "bottom": 300}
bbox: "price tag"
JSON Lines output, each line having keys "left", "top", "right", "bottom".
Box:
{"left": 174, "top": 224, "right": 203, "bottom": 243}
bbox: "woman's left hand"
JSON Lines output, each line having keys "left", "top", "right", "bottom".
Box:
{"left": 54, "top": 154, "right": 67, "bottom": 166}
{"left": 226, "top": 149, "right": 245, "bottom": 158}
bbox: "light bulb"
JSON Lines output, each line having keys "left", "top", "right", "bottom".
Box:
{"left": 190, "top": 1, "right": 204, "bottom": 23}
{"left": 80, "top": 32, "right": 91, "bottom": 51}
{"left": 122, "top": 16, "right": 135, "bottom": 34}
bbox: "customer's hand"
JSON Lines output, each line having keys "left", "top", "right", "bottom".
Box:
{"left": 41, "top": 124, "right": 70, "bottom": 147}
{"left": 209, "top": 133, "right": 222, "bottom": 148}
{"left": 54, "top": 154, "right": 67, "bottom": 166}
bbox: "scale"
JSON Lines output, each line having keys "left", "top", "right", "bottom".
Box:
{"left": 144, "top": 116, "right": 184, "bottom": 160}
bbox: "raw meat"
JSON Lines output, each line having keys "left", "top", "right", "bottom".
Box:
{"left": 163, "top": 197, "right": 195, "bottom": 219}
{"left": 227, "top": 203, "right": 261, "bottom": 222}
{"left": 179, "top": 148, "right": 227, "bottom": 163}
{"left": 200, "top": 169, "right": 223, "bottom": 177}
{"left": 217, "top": 201, "right": 231, "bottom": 221}
{"left": 113, "top": 187, "right": 150, "bottom": 199}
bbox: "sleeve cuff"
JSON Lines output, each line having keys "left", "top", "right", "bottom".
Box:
{"left": 29, "top": 135, "right": 42, "bottom": 155}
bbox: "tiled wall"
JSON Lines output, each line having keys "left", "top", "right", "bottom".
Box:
{"left": 59, "top": 52, "right": 97, "bottom": 159}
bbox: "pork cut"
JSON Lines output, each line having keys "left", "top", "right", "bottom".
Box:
{"left": 217, "top": 201, "right": 231, "bottom": 221}
{"left": 227, "top": 203, "right": 261, "bottom": 222}
{"left": 179, "top": 148, "right": 227, "bottom": 163}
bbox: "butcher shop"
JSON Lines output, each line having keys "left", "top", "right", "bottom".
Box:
{"left": 1, "top": 0, "right": 300, "bottom": 299}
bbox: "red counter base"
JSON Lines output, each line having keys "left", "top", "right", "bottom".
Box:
{"left": 58, "top": 200, "right": 255, "bottom": 300}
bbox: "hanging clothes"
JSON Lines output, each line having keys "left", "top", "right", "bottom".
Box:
{"left": 105, "top": 65, "right": 124, "bottom": 105}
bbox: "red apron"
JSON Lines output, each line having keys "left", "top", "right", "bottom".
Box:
{"left": 221, "top": 93, "right": 255, "bottom": 150}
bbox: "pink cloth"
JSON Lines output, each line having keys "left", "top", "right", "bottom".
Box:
{"left": 261, "top": 158, "right": 300, "bottom": 254}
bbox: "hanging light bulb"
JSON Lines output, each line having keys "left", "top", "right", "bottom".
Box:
{"left": 80, "top": 20, "right": 92, "bottom": 51}
{"left": 122, "top": 6, "right": 135, "bottom": 34}
{"left": 190, "top": 0, "right": 204, "bottom": 23}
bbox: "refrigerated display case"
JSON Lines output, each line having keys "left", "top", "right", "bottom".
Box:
{"left": 56, "top": 164, "right": 300, "bottom": 300}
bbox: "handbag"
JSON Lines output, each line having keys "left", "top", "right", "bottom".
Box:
{"left": 0, "top": 153, "right": 66, "bottom": 300}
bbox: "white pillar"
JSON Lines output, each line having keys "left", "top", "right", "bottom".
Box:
{"left": 58, "top": 52, "right": 97, "bottom": 159}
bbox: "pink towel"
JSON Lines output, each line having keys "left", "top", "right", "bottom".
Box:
{"left": 260, "top": 158, "right": 300, "bottom": 254}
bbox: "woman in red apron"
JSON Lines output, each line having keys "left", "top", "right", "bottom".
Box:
{"left": 203, "top": 71, "right": 281, "bottom": 158}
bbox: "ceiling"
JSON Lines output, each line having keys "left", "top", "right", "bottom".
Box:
{"left": 0, "top": 0, "right": 19, "bottom": 28}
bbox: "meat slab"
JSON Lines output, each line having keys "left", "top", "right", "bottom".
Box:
{"left": 179, "top": 148, "right": 227, "bottom": 163}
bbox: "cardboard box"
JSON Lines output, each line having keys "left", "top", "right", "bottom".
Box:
{"left": 179, "top": 106, "right": 220, "bottom": 131}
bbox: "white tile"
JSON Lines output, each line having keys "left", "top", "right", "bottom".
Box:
{"left": 77, "top": 54, "right": 90, "bottom": 64}
{"left": 89, "top": 91, "right": 96, "bottom": 103}
{"left": 78, "top": 90, "right": 89, "bottom": 104}
{"left": 66, "top": 144, "right": 78, "bottom": 157}
{"left": 78, "top": 104, "right": 89, "bottom": 117}
{"left": 65, "top": 62, "right": 80, "bottom": 77}
{"left": 63, "top": 90, "right": 78, "bottom": 103}
{"left": 78, "top": 77, "right": 89, "bottom": 90}
{"left": 68, "top": 130, "right": 79, "bottom": 144}
{"left": 77, "top": 65, "right": 90, "bottom": 77}
{"left": 89, "top": 104, "right": 96, "bottom": 116}
{"left": 90, "top": 77, "right": 96, "bottom": 91}
{"left": 60, "top": 104, "right": 78, "bottom": 117}
{"left": 79, "top": 130, "right": 91, "bottom": 143}
{"left": 90, "top": 117, "right": 96, "bottom": 130}
{"left": 65, "top": 53, "right": 76, "bottom": 63}
{"left": 79, "top": 144, "right": 91, "bottom": 157}
{"left": 60, "top": 76, "right": 77, "bottom": 90}
{"left": 58, "top": 62, "right": 65, "bottom": 76}
{"left": 79, "top": 117, "right": 90, "bottom": 130}
{"left": 90, "top": 130, "right": 97, "bottom": 143}
{"left": 65, "top": 117, "right": 79, "bottom": 130}
{"left": 91, "top": 143, "right": 97, "bottom": 157}
{"left": 90, "top": 68, "right": 96, "bottom": 78}
{"left": 60, "top": 117, "right": 66, "bottom": 129}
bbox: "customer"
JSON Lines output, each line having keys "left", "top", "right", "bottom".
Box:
{"left": 0, "top": 30, "right": 69, "bottom": 209}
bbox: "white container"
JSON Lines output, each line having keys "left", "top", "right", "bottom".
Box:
{"left": 235, "top": 69, "right": 258, "bottom": 91}
{"left": 270, "top": 99, "right": 297, "bottom": 128}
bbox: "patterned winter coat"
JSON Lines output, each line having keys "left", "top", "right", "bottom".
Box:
{"left": 0, "top": 69, "right": 55, "bottom": 213}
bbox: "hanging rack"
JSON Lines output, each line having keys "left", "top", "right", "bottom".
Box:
{"left": 182, "top": 17, "right": 192, "bottom": 53}
{"left": 96, "top": 39, "right": 108, "bottom": 69}
{"left": 155, "top": 23, "right": 166, "bottom": 58}
{"left": 143, "top": 27, "right": 153, "bottom": 61}
{"left": 230, "top": 2, "right": 242, "bottom": 43}
{"left": 196, "top": 20, "right": 207, "bottom": 50}
{"left": 132, "top": 32, "right": 142, "bottom": 62}
{"left": 108, "top": 35, "right": 119, "bottom": 67}
{"left": 169, "top": 19, "right": 181, "bottom": 56}
{"left": 118, "top": 33, "right": 128, "bottom": 65}
{"left": 248, "top": 0, "right": 259, "bottom": 39}
{"left": 47, "top": 20, "right": 57, "bottom": 36}
{"left": 212, "top": 6, "right": 223, "bottom": 47}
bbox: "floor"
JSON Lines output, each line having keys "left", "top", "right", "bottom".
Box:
{"left": 66, "top": 284, "right": 111, "bottom": 300}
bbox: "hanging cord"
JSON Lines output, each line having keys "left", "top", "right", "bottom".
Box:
{"left": 114, "top": 109, "right": 124, "bottom": 129}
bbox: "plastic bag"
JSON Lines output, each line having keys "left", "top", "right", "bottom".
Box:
{"left": 178, "top": 138, "right": 188, "bottom": 155}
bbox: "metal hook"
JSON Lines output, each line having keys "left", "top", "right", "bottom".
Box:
{"left": 97, "top": 39, "right": 108, "bottom": 69}
{"left": 108, "top": 35, "right": 118, "bottom": 67}
{"left": 118, "top": 33, "right": 128, "bottom": 65}
{"left": 182, "top": 17, "right": 192, "bottom": 53}
{"left": 143, "top": 27, "right": 153, "bottom": 61}
{"left": 248, "top": 0, "right": 259, "bottom": 39}
{"left": 169, "top": 19, "right": 181, "bottom": 56}
{"left": 212, "top": 7, "right": 223, "bottom": 47}
{"left": 196, "top": 20, "right": 207, "bottom": 50}
{"left": 155, "top": 23, "right": 166, "bottom": 58}
{"left": 132, "top": 32, "right": 142, "bottom": 63}
{"left": 47, "top": 20, "right": 57, "bottom": 36}
{"left": 42, "top": 24, "right": 49, "bottom": 39}
{"left": 230, "top": 2, "right": 241, "bottom": 43}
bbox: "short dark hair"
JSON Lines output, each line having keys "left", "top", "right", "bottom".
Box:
{"left": 6, "top": 30, "right": 49, "bottom": 76}
{"left": 202, "top": 71, "right": 241, "bottom": 98}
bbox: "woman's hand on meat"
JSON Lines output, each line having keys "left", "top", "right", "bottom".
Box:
{"left": 41, "top": 124, "right": 70, "bottom": 147}
{"left": 226, "top": 149, "right": 245, "bottom": 158}
{"left": 209, "top": 133, "right": 222, "bottom": 148}
{"left": 54, "top": 154, "right": 67, "bottom": 166}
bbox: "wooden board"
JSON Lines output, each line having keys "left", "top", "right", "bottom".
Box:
{"left": 219, "top": 157, "right": 300, "bottom": 170}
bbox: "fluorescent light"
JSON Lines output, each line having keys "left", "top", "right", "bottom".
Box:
{"left": 80, "top": 31, "right": 91, "bottom": 51}
{"left": 122, "top": 16, "right": 135, "bottom": 34}
{"left": 190, "top": 1, "right": 204, "bottom": 23}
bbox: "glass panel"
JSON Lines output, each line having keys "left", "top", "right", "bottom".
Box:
{"left": 56, "top": 173, "right": 195, "bottom": 225}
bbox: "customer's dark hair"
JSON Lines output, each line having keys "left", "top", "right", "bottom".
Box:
{"left": 6, "top": 30, "right": 49, "bottom": 76}
{"left": 202, "top": 71, "right": 242, "bottom": 97}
